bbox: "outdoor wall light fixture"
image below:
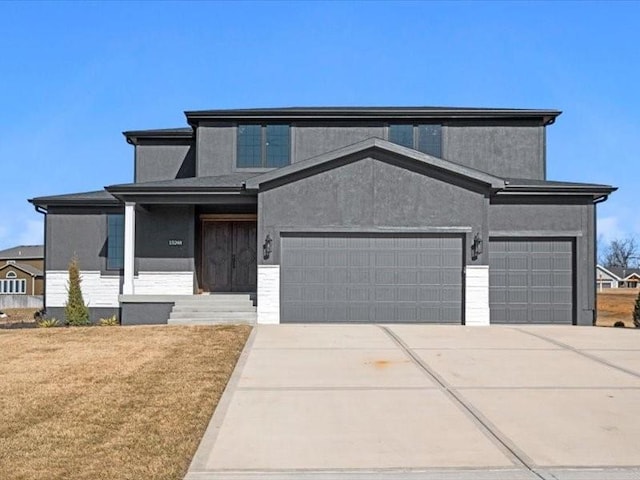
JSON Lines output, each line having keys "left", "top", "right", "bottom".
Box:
{"left": 471, "top": 233, "right": 483, "bottom": 259}
{"left": 263, "top": 234, "right": 273, "bottom": 260}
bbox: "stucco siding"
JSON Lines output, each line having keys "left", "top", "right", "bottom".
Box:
{"left": 444, "top": 124, "right": 544, "bottom": 179}
{"left": 46, "top": 207, "right": 122, "bottom": 272}
{"left": 196, "top": 125, "right": 235, "bottom": 176}
{"left": 135, "top": 143, "right": 195, "bottom": 183}
{"left": 135, "top": 206, "right": 196, "bottom": 272}
{"left": 259, "top": 156, "right": 487, "bottom": 265}
{"left": 294, "top": 125, "right": 386, "bottom": 162}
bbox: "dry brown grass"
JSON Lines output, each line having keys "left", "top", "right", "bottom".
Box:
{"left": 0, "top": 308, "right": 39, "bottom": 325}
{"left": 597, "top": 289, "right": 639, "bottom": 327}
{"left": 0, "top": 325, "right": 251, "bottom": 480}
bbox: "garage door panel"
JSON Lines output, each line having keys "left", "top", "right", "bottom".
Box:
{"left": 490, "top": 238, "right": 573, "bottom": 324}
{"left": 281, "top": 234, "right": 463, "bottom": 323}
{"left": 397, "top": 286, "right": 419, "bottom": 302}
{"left": 396, "top": 270, "right": 418, "bottom": 284}
{"left": 303, "top": 269, "right": 324, "bottom": 283}
{"left": 349, "top": 269, "right": 370, "bottom": 284}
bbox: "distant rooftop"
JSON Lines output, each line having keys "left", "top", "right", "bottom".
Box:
{"left": 0, "top": 245, "right": 43, "bottom": 260}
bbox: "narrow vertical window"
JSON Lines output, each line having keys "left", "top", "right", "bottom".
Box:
{"left": 237, "top": 125, "right": 263, "bottom": 168}
{"left": 107, "top": 214, "right": 125, "bottom": 270}
{"left": 417, "top": 124, "right": 442, "bottom": 157}
{"left": 388, "top": 124, "right": 414, "bottom": 149}
{"left": 265, "top": 124, "right": 290, "bottom": 167}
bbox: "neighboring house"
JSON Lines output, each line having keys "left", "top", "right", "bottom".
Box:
{"left": 596, "top": 264, "right": 640, "bottom": 289}
{"left": 29, "top": 107, "right": 615, "bottom": 326}
{"left": 0, "top": 245, "right": 44, "bottom": 309}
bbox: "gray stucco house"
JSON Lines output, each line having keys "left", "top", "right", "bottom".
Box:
{"left": 30, "top": 107, "right": 615, "bottom": 326}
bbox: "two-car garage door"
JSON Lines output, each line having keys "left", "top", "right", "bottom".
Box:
{"left": 280, "top": 234, "right": 463, "bottom": 323}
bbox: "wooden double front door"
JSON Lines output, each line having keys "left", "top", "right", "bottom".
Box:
{"left": 202, "top": 221, "right": 257, "bottom": 292}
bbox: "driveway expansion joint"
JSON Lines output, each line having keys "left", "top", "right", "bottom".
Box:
{"left": 514, "top": 329, "right": 640, "bottom": 379}
{"left": 379, "top": 325, "right": 545, "bottom": 479}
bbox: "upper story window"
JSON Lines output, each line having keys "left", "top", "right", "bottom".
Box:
{"left": 237, "top": 124, "right": 290, "bottom": 168}
{"left": 388, "top": 124, "right": 442, "bottom": 158}
{"left": 107, "top": 214, "right": 124, "bottom": 270}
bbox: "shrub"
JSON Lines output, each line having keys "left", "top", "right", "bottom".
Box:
{"left": 37, "top": 318, "right": 59, "bottom": 328}
{"left": 633, "top": 290, "right": 640, "bottom": 328}
{"left": 99, "top": 315, "right": 119, "bottom": 326}
{"left": 65, "top": 255, "right": 90, "bottom": 326}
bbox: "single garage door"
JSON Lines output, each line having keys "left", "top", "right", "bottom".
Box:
{"left": 280, "top": 234, "right": 463, "bottom": 323}
{"left": 489, "top": 238, "right": 574, "bottom": 324}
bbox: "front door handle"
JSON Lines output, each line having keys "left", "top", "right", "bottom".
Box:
{"left": 231, "top": 254, "right": 236, "bottom": 269}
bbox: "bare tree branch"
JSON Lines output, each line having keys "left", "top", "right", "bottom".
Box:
{"left": 601, "top": 238, "right": 639, "bottom": 268}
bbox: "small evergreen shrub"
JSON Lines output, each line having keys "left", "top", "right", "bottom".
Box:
{"left": 99, "top": 315, "right": 119, "bottom": 326}
{"left": 65, "top": 255, "right": 90, "bottom": 326}
{"left": 633, "top": 290, "right": 640, "bottom": 328}
{"left": 37, "top": 318, "right": 59, "bottom": 328}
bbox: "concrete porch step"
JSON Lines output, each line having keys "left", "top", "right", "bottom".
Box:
{"left": 167, "top": 293, "right": 257, "bottom": 326}
{"left": 183, "top": 294, "right": 254, "bottom": 301}
{"left": 173, "top": 303, "right": 256, "bottom": 313}
{"left": 170, "top": 311, "right": 257, "bottom": 319}
{"left": 168, "top": 317, "right": 256, "bottom": 325}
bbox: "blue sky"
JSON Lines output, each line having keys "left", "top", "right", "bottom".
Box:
{"left": 0, "top": 1, "right": 638, "bottom": 252}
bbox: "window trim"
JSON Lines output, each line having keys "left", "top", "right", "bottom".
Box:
{"left": 6, "top": 271, "right": 17, "bottom": 278}
{"left": 235, "top": 123, "right": 292, "bottom": 169}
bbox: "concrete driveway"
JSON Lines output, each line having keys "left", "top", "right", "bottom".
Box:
{"left": 185, "top": 325, "right": 640, "bottom": 480}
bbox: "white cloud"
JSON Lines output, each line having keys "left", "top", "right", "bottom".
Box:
{"left": 17, "top": 219, "right": 44, "bottom": 246}
{"left": 598, "top": 216, "right": 625, "bottom": 244}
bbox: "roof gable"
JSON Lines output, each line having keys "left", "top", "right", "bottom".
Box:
{"left": 245, "top": 138, "right": 505, "bottom": 192}
{"left": 0, "top": 262, "right": 43, "bottom": 277}
{"left": 596, "top": 265, "right": 621, "bottom": 281}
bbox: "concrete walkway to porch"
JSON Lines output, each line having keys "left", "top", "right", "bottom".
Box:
{"left": 185, "top": 324, "right": 640, "bottom": 480}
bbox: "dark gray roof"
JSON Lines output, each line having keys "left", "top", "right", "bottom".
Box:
{"left": 0, "top": 261, "right": 43, "bottom": 276}
{"left": 123, "top": 127, "right": 193, "bottom": 145}
{"left": 607, "top": 267, "right": 640, "bottom": 279}
{"left": 106, "top": 174, "right": 258, "bottom": 192}
{"left": 0, "top": 245, "right": 43, "bottom": 260}
{"left": 501, "top": 178, "right": 616, "bottom": 197}
{"left": 185, "top": 106, "right": 561, "bottom": 126}
{"left": 29, "top": 190, "right": 120, "bottom": 208}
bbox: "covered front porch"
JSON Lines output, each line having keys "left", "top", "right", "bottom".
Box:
{"left": 105, "top": 175, "right": 259, "bottom": 324}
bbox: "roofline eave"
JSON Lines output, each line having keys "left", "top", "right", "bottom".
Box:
{"left": 185, "top": 107, "right": 561, "bottom": 126}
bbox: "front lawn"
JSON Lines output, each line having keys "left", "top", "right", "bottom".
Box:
{"left": 597, "top": 290, "right": 638, "bottom": 327}
{"left": 0, "top": 324, "right": 251, "bottom": 480}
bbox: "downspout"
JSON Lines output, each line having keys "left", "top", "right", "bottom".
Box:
{"left": 33, "top": 204, "right": 47, "bottom": 313}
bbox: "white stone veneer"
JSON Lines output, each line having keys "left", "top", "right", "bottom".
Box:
{"left": 257, "top": 265, "right": 280, "bottom": 324}
{"left": 46, "top": 271, "right": 193, "bottom": 308}
{"left": 465, "top": 265, "right": 490, "bottom": 326}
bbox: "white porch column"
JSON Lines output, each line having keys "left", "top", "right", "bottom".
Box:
{"left": 123, "top": 202, "right": 136, "bottom": 295}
